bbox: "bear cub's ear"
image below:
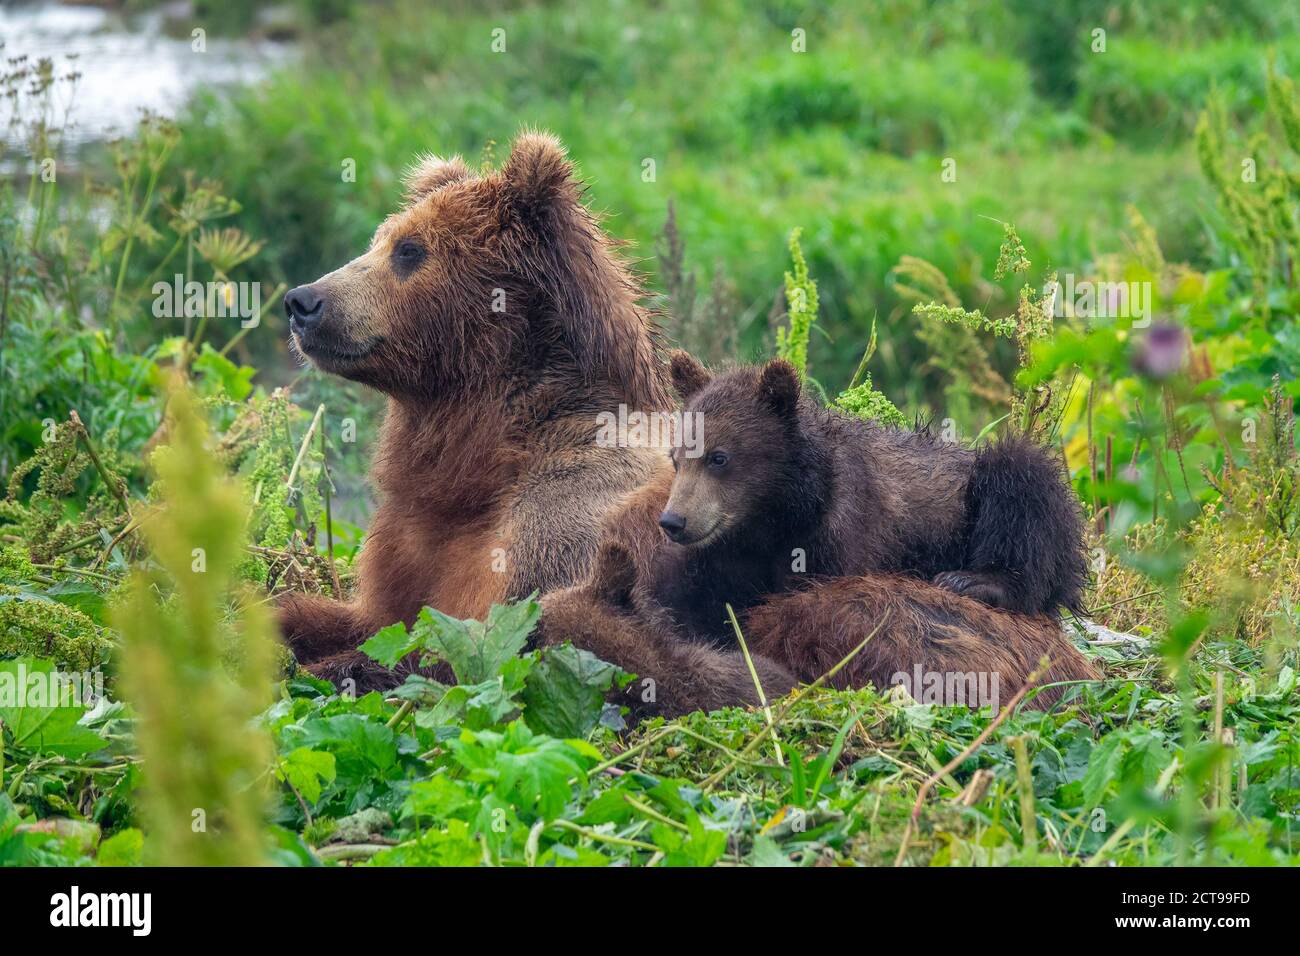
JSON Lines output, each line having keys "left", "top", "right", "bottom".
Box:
{"left": 668, "top": 350, "right": 711, "bottom": 402}
{"left": 588, "top": 542, "right": 638, "bottom": 609}
{"left": 759, "top": 359, "right": 801, "bottom": 417}
{"left": 501, "top": 130, "right": 578, "bottom": 222}
{"left": 403, "top": 155, "right": 472, "bottom": 204}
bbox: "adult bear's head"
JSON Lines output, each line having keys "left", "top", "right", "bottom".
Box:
{"left": 285, "top": 131, "right": 666, "bottom": 408}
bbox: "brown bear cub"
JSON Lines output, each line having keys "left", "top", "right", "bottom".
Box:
{"left": 650, "top": 352, "right": 1087, "bottom": 642}
{"left": 534, "top": 543, "right": 1096, "bottom": 720}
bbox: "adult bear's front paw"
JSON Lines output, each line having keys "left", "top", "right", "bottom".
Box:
{"left": 932, "top": 570, "right": 1012, "bottom": 610}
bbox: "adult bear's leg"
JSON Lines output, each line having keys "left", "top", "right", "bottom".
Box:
{"left": 533, "top": 542, "right": 798, "bottom": 721}
{"left": 276, "top": 593, "right": 373, "bottom": 665}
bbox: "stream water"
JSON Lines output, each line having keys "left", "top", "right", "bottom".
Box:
{"left": 1, "top": 0, "right": 294, "bottom": 151}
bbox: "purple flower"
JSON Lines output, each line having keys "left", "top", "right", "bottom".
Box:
{"left": 1132, "top": 323, "right": 1187, "bottom": 380}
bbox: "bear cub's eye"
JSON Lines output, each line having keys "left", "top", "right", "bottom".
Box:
{"left": 707, "top": 450, "right": 729, "bottom": 469}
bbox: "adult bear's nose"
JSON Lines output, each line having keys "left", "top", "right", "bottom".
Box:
{"left": 285, "top": 284, "right": 326, "bottom": 334}
{"left": 658, "top": 511, "right": 687, "bottom": 540}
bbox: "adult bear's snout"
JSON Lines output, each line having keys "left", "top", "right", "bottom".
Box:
{"left": 285, "top": 284, "right": 327, "bottom": 334}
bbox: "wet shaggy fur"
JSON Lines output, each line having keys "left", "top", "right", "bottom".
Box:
{"left": 536, "top": 543, "right": 1097, "bottom": 720}
{"left": 277, "top": 132, "right": 673, "bottom": 689}
{"left": 644, "top": 353, "right": 1087, "bottom": 640}
{"left": 533, "top": 543, "right": 800, "bottom": 723}
{"left": 743, "top": 575, "right": 1099, "bottom": 709}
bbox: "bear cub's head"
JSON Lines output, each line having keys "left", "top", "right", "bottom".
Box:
{"left": 659, "top": 351, "right": 813, "bottom": 549}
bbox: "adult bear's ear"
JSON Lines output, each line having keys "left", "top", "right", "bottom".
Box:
{"left": 588, "top": 542, "right": 638, "bottom": 609}
{"left": 668, "top": 350, "right": 711, "bottom": 402}
{"left": 403, "top": 154, "right": 472, "bottom": 204}
{"left": 501, "top": 129, "right": 668, "bottom": 411}
{"left": 759, "top": 359, "right": 801, "bottom": 417}
{"left": 500, "top": 130, "right": 579, "bottom": 226}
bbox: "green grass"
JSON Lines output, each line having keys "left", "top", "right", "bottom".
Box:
{"left": 4, "top": 593, "right": 1296, "bottom": 866}
{"left": 1078, "top": 34, "right": 1300, "bottom": 142}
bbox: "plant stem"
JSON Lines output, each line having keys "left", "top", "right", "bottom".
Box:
{"left": 285, "top": 404, "right": 326, "bottom": 504}
{"left": 726, "top": 602, "right": 783, "bottom": 767}
{"left": 385, "top": 700, "right": 414, "bottom": 730}
{"left": 69, "top": 410, "right": 131, "bottom": 517}
{"left": 624, "top": 795, "right": 689, "bottom": 832}
{"left": 894, "top": 660, "right": 1049, "bottom": 866}
{"left": 319, "top": 410, "right": 342, "bottom": 597}
{"left": 551, "top": 819, "right": 657, "bottom": 852}
{"left": 1011, "top": 735, "right": 1038, "bottom": 858}
{"left": 30, "top": 563, "right": 118, "bottom": 585}
{"left": 218, "top": 282, "right": 286, "bottom": 358}
{"left": 52, "top": 526, "right": 124, "bottom": 557}
{"left": 702, "top": 618, "right": 883, "bottom": 791}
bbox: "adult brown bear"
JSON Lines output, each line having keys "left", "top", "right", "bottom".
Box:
{"left": 277, "top": 132, "right": 672, "bottom": 687}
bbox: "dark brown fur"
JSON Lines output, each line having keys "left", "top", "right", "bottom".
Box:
{"left": 536, "top": 543, "right": 1096, "bottom": 720}
{"left": 647, "top": 354, "right": 1087, "bottom": 640}
{"left": 533, "top": 543, "right": 799, "bottom": 723}
{"left": 278, "top": 132, "right": 672, "bottom": 687}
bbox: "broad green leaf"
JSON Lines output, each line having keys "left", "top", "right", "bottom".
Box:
{"left": 748, "top": 835, "right": 796, "bottom": 867}
{"left": 522, "top": 643, "right": 622, "bottom": 738}
{"left": 0, "top": 658, "right": 108, "bottom": 758}
{"left": 359, "top": 621, "right": 419, "bottom": 669}
{"left": 98, "top": 828, "right": 144, "bottom": 867}
{"left": 451, "top": 722, "right": 590, "bottom": 822}
{"left": 280, "top": 747, "right": 338, "bottom": 804}
{"left": 400, "top": 776, "right": 477, "bottom": 823}
{"left": 1082, "top": 732, "right": 1126, "bottom": 809}
{"left": 412, "top": 595, "right": 541, "bottom": 685}
{"left": 653, "top": 811, "right": 727, "bottom": 867}
{"left": 192, "top": 344, "right": 255, "bottom": 401}
{"left": 370, "top": 820, "right": 482, "bottom": 867}
{"left": 294, "top": 714, "right": 400, "bottom": 779}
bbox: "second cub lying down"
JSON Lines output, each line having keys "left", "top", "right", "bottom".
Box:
{"left": 533, "top": 543, "right": 1099, "bottom": 722}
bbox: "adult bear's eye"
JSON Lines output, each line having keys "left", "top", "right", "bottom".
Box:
{"left": 708, "top": 450, "right": 729, "bottom": 469}
{"left": 392, "top": 239, "right": 426, "bottom": 277}
{"left": 396, "top": 240, "right": 423, "bottom": 260}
